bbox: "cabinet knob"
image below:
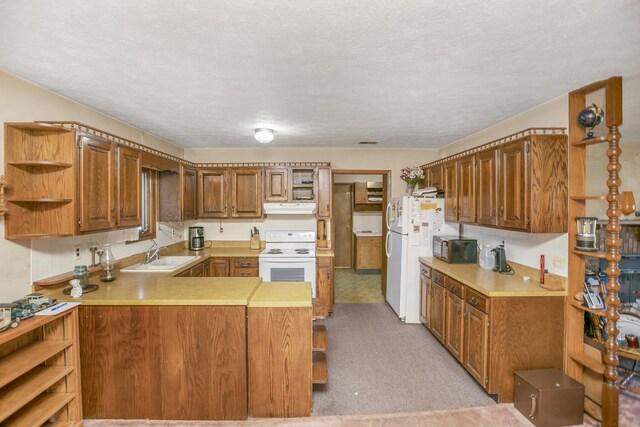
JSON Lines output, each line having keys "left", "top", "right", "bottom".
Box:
{"left": 469, "top": 297, "right": 479, "bottom": 307}
{"left": 492, "top": 207, "right": 496, "bottom": 217}
{"left": 456, "top": 304, "right": 461, "bottom": 314}
{"left": 499, "top": 206, "right": 504, "bottom": 217}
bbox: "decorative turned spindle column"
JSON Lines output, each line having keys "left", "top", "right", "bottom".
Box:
{"left": 603, "top": 124, "right": 621, "bottom": 427}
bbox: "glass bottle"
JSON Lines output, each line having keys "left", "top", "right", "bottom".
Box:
{"left": 73, "top": 265, "right": 89, "bottom": 289}
{"left": 100, "top": 244, "right": 116, "bottom": 282}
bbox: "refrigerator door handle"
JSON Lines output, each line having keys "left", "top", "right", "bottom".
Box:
{"left": 385, "top": 202, "right": 392, "bottom": 229}
{"left": 385, "top": 231, "right": 392, "bottom": 258}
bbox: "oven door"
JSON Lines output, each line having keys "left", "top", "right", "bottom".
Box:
{"left": 259, "top": 257, "right": 316, "bottom": 297}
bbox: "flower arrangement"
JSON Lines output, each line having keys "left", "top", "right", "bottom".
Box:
{"left": 400, "top": 166, "right": 424, "bottom": 190}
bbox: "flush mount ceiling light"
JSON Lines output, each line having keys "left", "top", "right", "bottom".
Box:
{"left": 254, "top": 128, "right": 275, "bottom": 144}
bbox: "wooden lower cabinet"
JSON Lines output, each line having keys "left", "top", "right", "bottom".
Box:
{"left": 429, "top": 281, "right": 446, "bottom": 343}
{"left": 420, "top": 262, "right": 564, "bottom": 402}
{"left": 79, "top": 305, "right": 247, "bottom": 420}
{"left": 464, "top": 304, "right": 489, "bottom": 387}
{"left": 248, "top": 306, "right": 312, "bottom": 417}
{"left": 444, "top": 291, "right": 464, "bottom": 362}
{"left": 315, "top": 256, "right": 334, "bottom": 317}
{"left": 419, "top": 264, "right": 431, "bottom": 327}
{"left": 205, "top": 257, "right": 259, "bottom": 278}
{"left": 354, "top": 236, "right": 382, "bottom": 271}
{"left": 209, "top": 258, "right": 231, "bottom": 277}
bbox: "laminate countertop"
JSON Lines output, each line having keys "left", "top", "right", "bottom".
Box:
{"left": 248, "top": 282, "right": 312, "bottom": 308}
{"left": 418, "top": 257, "right": 566, "bottom": 298}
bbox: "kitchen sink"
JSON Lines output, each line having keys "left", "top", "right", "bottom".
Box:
{"left": 120, "top": 256, "right": 200, "bottom": 272}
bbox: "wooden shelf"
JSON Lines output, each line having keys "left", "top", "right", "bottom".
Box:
{"left": 0, "top": 366, "right": 73, "bottom": 422}
{"left": 7, "top": 161, "right": 73, "bottom": 168}
{"left": 7, "top": 122, "right": 71, "bottom": 132}
{"left": 3, "top": 392, "right": 75, "bottom": 427}
{"left": 569, "top": 350, "right": 605, "bottom": 375}
{"left": 571, "top": 136, "right": 609, "bottom": 147}
{"left": 312, "top": 352, "right": 328, "bottom": 384}
{"left": 0, "top": 340, "right": 72, "bottom": 388}
{"left": 8, "top": 198, "right": 72, "bottom": 203}
{"left": 584, "top": 396, "right": 603, "bottom": 422}
{"left": 292, "top": 184, "right": 314, "bottom": 188}
{"left": 313, "top": 325, "right": 328, "bottom": 352}
{"left": 570, "top": 195, "right": 607, "bottom": 201}
{"left": 571, "top": 249, "right": 608, "bottom": 259}
{"left": 0, "top": 313, "right": 69, "bottom": 343}
{"left": 568, "top": 299, "right": 607, "bottom": 316}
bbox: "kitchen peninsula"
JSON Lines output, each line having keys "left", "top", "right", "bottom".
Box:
{"left": 40, "top": 249, "right": 315, "bottom": 421}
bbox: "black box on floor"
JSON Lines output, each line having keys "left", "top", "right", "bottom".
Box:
{"left": 514, "top": 368, "right": 584, "bottom": 427}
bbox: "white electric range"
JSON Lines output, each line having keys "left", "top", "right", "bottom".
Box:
{"left": 258, "top": 230, "right": 316, "bottom": 297}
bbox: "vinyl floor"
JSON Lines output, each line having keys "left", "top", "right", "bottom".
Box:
{"left": 333, "top": 268, "right": 384, "bottom": 303}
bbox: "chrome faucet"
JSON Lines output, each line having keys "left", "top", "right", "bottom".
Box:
{"left": 145, "top": 239, "right": 168, "bottom": 264}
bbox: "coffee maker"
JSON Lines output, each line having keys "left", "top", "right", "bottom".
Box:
{"left": 189, "top": 226, "right": 205, "bottom": 251}
{"left": 492, "top": 244, "right": 510, "bottom": 273}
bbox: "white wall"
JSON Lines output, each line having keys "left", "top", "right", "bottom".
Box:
{"left": 0, "top": 71, "right": 185, "bottom": 300}
{"left": 440, "top": 95, "right": 570, "bottom": 276}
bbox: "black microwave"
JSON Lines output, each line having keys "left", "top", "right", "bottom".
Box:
{"left": 433, "top": 236, "right": 478, "bottom": 264}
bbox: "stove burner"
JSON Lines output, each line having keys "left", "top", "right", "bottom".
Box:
{"left": 267, "top": 249, "right": 283, "bottom": 254}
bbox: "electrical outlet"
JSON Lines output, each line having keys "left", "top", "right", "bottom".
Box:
{"left": 553, "top": 256, "right": 567, "bottom": 269}
{"left": 73, "top": 245, "right": 81, "bottom": 261}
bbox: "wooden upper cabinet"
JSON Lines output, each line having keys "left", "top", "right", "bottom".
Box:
{"left": 230, "top": 168, "right": 262, "bottom": 218}
{"left": 476, "top": 148, "right": 498, "bottom": 227}
{"left": 498, "top": 139, "right": 529, "bottom": 230}
{"left": 117, "top": 146, "right": 142, "bottom": 228}
{"left": 443, "top": 161, "right": 458, "bottom": 222}
{"left": 198, "top": 168, "right": 229, "bottom": 218}
{"left": 457, "top": 155, "right": 476, "bottom": 223}
{"left": 78, "top": 134, "right": 116, "bottom": 232}
{"left": 181, "top": 165, "right": 197, "bottom": 220}
{"left": 316, "top": 166, "right": 332, "bottom": 219}
{"left": 429, "top": 164, "right": 443, "bottom": 191}
{"left": 264, "top": 167, "right": 289, "bottom": 202}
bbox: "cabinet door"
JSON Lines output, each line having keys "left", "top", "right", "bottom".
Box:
{"left": 355, "top": 237, "right": 382, "bottom": 270}
{"left": 182, "top": 166, "right": 197, "bottom": 220}
{"left": 457, "top": 155, "right": 476, "bottom": 223}
{"left": 316, "top": 167, "right": 332, "bottom": 218}
{"left": 430, "top": 283, "right": 446, "bottom": 343}
{"left": 315, "top": 256, "right": 333, "bottom": 317}
{"left": 429, "top": 164, "right": 443, "bottom": 191}
{"left": 353, "top": 182, "right": 369, "bottom": 205}
{"left": 420, "top": 271, "right": 429, "bottom": 326}
{"left": 198, "top": 168, "right": 228, "bottom": 218}
{"left": 208, "top": 258, "right": 230, "bottom": 277}
{"left": 463, "top": 304, "right": 489, "bottom": 388}
{"left": 190, "top": 262, "right": 204, "bottom": 277}
{"left": 476, "top": 148, "right": 498, "bottom": 226}
{"left": 499, "top": 139, "right": 529, "bottom": 230}
{"left": 78, "top": 134, "right": 116, "bottom": 232}
{"left": 443, "top": 161, "right": 458, "bottom": 221}
{"left": 230, "top": 168, "right": 262, "bottom": 218}
{"left": 264, "top": 167, "right": 289, "bottom": 202}
{"left": 445, "top": 291, "right": 464, "bottom": 362}
{"left": 117, "top": 146, "right": 142, "bottom": 228}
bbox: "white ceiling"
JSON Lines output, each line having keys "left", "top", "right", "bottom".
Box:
{"left": 1, "top": 1, "right": 639, "bottom": 149}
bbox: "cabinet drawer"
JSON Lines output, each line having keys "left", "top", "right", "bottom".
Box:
{"left": 444, "top": 276, "right": 465, "bottom": 299}
{"left": 432, "top": 270, "right": 445, "bottom": 286}
{"left": 234, "top": 267, "right": 259, "bottom": 277}
{"left": 359, "top": 236, "right": 381, "bottom": 245}
{"left": 420, "top": 264, "right": 431, "bottom": 279}
{"left": 465, "top": 288, "right": 490, "bottom": 314}
{"left": 233, "top": 257, "right": 258, "bottom": 268}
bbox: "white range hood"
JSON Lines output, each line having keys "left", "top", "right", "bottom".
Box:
{"left": 263, "top": 202, "right": 317, "bottom": 215}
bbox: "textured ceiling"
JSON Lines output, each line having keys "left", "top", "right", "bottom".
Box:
{"left": 1, "top": 1, "right": 639, "bottom": 149}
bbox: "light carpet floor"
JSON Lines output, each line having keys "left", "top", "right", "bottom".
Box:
{"left": 334, "top": 269, "right": 384, "bottom": 303}
{"left": 312, "top": 303, "right": 495, "bottom": 416}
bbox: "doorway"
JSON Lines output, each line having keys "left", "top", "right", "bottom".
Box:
{"left": 332, "top": 170, "right": 390, "bottom": 304}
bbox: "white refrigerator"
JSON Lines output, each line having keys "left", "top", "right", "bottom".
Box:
{"left": 385, "top": 196, "right": 457, "bottom": 323}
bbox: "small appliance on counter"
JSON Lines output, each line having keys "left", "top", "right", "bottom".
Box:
{"left": 189, "top": 226, "right": 205, "bottom": 251}
{"left": 433, "top": 236, "right": 478, "bottom": 264}
{"left": 491, "top": 243, "right": 511, "bottom": 273}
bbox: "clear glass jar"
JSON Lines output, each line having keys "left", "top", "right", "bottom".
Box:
{"left": 100, "top": 244, "right": 116, "bottom": 282}
{"left": 73, "top": 265, "right": 89, "bottom": 289}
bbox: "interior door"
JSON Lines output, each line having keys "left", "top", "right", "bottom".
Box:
{"left": 333, "top": 183, "right": 353, "bottom": 268}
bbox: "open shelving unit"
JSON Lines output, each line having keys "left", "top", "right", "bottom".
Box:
{"left": 565, "top": 76, "right": 623, "bottom": 426}
{"left": 0, "top": 308, "right": 83, "bottom": 426}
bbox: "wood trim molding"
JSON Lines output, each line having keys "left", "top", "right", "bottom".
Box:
{"left": 332, "top": 169, "right": 391, "bottom": 174}
{"left": 420, "top": 127, "right": 567, "bottom": 168}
